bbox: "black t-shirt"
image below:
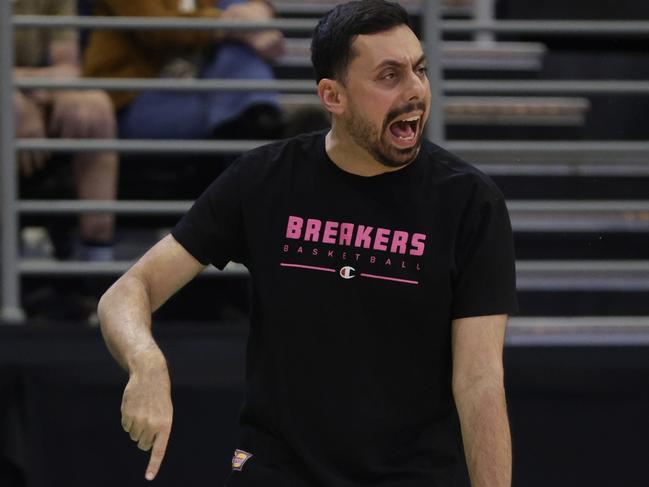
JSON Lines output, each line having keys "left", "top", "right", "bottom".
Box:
{"left": 172, "top": 130, "right": 518, "bottom": 487}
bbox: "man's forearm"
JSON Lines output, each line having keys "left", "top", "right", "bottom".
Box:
{"left": 97, "top": 273, "right": 166, "bottom": 374}
{"left": 454, "top": 380, "right": 512, "bottom": 487}
{"left": 98, "top": 270, "right": 174, "bottom": 481}
{"left": 14, "top": 65, "right": 80, "bottom": 79}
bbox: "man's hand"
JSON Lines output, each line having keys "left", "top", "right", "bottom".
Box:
{"left": 220, "top": 1, "right": 285, "bottom": 61}
{"left": 242, "top": 29, "right": 285, "bottom": 61}
{"left": 98, "top": 237, "right": 204, "bottom": 479}
{"left": 120, "top": 353, "right": 173, "bottom": 481}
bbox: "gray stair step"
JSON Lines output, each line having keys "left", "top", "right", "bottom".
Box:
{"left": 279, "top": 94, "right": 589, "bottom": 126}
{"left": 280, "top": 39, "right": 547, "bottom": 71}
{"left": 18, "top": 200, "right": 649, "bottom": 233}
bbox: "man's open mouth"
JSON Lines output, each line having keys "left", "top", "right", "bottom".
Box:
{"left": 388, "top": 115, "right": 420, "bottom": 146}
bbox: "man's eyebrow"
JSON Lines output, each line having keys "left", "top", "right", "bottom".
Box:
{"left": 374, "top": 55, "right": 427, "bottom": 71}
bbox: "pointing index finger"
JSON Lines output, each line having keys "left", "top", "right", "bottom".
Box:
{"left": 145, "top": 430, "right": 169, "bottom": 481}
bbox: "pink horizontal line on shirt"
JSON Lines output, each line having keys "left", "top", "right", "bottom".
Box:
{"left": 280, "top": 263, "right": 337, "bottom": 273}
{"left": 360, "top": 273, "right": 419, "bottom": 285}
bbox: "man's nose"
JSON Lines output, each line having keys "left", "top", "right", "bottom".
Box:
{"left": 404, "top": 70, "right": 426, "bottom": 102}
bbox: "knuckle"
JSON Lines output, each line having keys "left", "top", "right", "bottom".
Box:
{"left": 138, "top": 442, "right": 151, "bottom": 452}
{"left": 132, "top": 414, "right": 145, "bottom": 424}
{"left": 153, "top": 417, "right": 171, "bottom": 430}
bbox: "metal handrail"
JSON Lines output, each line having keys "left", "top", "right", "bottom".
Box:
{"left": 17, "top": 200, "right": 649, "bottom": 233}
{"left": 16, "top": 259, "right": 649, "bottom": 292}
{"left": 506, "top": 316, "right": 649, "bottom": 346}
{"left": 443, "top": 20, "right": 649, "bottom": 36}
{"left": 422, "top": 0, "right": 445, "bottom": 142}
{"left": 0, "top": 1, "right": 22, "bottom": 322}
{"left": 516, "top": 260, "right": 649, "bottom": 292}
{"left": 272, "top": 1, "right": 475, "bottom": 17}
{"left": 15, "top": 138, "right": 262, "bottom": 153}
{"left": 16, "top": 199, "right": 649, "bottom": 214}
{"left": 13, "top": 15, "right": 317, "bottom": 32}
{"left": 19, "top": 200, "right": 192, "bottom": 215}
{"left": 14, "top": 77, "right": 649, "bottom": 95}
{"left": 12, "top": 16, "right": 649, "bottom": 36}
{"left": 14, "top": 78, "right": 316, "bottom": 92}
{"left": 17, "top": 259, "right": 649, "bottom": 274}
{"left": 14, "top": 137, "right": 649, "bottom": 174}
{"left": 19, "top": 260, "right": 249, "bottom": 276}
{"left": 15, "top": 138, "right": 649, "bottom": 156}
{"left": 6, "top": 8, "right": 649, "bottom": 322}
{"left": 444, "top": 80, "right": 649, "bottom": 95}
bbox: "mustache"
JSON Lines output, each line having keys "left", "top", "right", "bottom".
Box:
{"left": 385, "top": 102, "right": 427, "bottom": 125}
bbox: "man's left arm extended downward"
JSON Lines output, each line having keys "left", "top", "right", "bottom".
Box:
{"left": 452, "top": 313, "right": 511, "bottom": 487}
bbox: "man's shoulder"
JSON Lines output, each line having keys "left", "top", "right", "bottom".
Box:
{"left": 234, "top": 131, "right": 326, "bottom": 183}
{"left": 421, "top": 139, "right": 505, "bottom": 200}
{"left": 235, "top": 130, "right": 326, "bottom": 171}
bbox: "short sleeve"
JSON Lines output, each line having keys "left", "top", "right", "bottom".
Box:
{"left": 451, "top": 186, "right": 518, "bottom": 319}
{"left": 171, "top": 160, "right": 246, "bottom": 270}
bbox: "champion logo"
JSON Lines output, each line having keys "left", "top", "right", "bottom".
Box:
{"left": 231, "top": 449, "right": 253, "bottom": 471}
{"left": 339, "top": 266, "right": 356, "bottom": 279}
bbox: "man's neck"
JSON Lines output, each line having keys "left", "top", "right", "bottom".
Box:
{"left": 325, "top": 126, "right": 413, "bottom": 177}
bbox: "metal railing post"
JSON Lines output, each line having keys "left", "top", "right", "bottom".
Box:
{"left": 0, "top": 0, "right": 25, "bottom": 323}
{"left": 475, "top": 0, "right": 496, "bottom": 43}
{"left": 423, "top": 0, "right": 446, "bottom": 144}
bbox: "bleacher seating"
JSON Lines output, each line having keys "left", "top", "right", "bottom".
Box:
{"left": 2, "top": 0, "right": 649, "bottom": 325}
{"left": 2, "top": 4, "right": 649, "bottom": 487}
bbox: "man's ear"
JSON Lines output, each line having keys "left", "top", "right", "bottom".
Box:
{"left": 317, "top": 78, "right": 345, "bottom": 116}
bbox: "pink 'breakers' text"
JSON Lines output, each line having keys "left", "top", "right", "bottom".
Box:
{"left": 285, "top": 216, "right": 426, "bottom": 256}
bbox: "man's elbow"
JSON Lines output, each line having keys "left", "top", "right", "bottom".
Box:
{"left": 97, "top": 272, "right": 149, "bottom": 327}
{"left": 97, "top": 284, "right": 117, "bottom": 328}
{"left": 452, "top": 368, "right": 506, "bottom": 401}
{"left": 97, "top": 278, "right": 120, "bottom": 332}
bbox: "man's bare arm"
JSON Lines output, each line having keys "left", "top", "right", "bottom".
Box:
{"left": 14, "top": 39, "right": 80, "bottom": 79}
{"left": 451, "top": 314, "right": 511, "bottom": 487}
{"left": 97, "top": 234, "right": 205, "bottom": 481}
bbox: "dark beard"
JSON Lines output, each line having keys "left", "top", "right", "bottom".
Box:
{"left": 346, "top": 101, "right": 425, "bottom": 169}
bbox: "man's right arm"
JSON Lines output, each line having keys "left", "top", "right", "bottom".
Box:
{"left": 97, "top": 233, "right": 205, "bottom": 481}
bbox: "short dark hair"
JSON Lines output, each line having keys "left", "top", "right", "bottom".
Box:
{"left": 311, "top": 0, "right": 412, "bottom": 83}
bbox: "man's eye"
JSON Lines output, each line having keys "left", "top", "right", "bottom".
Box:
{"left": 381, "top": 72, "right": 397, "bottom": 80}
{"left": 417, "top": 66, "right": 428, "bottom": 75}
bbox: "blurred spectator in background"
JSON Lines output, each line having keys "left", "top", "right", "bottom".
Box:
{"left": 14, "top": 0, "right": 118, "bottom": 262}
{"left": 83, "top": 0, "right": 285, "bottom": 140}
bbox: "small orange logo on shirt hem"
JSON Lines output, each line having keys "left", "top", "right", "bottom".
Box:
{"left": 232, "top": 449, "right": 253, "bottom": 471}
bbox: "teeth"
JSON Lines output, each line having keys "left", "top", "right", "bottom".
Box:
{"left": 392, "top": 116, "right": 420, "bottom": 124}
